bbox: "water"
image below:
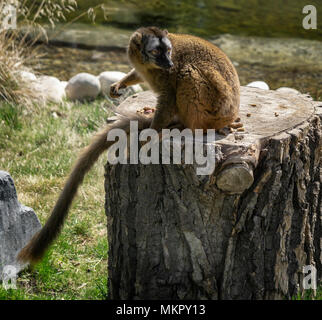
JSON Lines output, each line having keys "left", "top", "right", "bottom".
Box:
{"left": 31, "top": 0, "right": 322, "bottom": 100}
{"left": 70, "top": 0, "right": 322, "bottom": 40}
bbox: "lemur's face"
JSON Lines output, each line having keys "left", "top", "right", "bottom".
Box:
{"left": 142, "top": 35, "right": 173, "bottom": 69}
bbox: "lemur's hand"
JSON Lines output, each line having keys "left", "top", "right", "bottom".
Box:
{"left": 110, "top": 82, "right": 125, "bottom": 98}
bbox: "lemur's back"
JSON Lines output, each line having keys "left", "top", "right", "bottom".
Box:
{"left": 168, "top": 33, "right": 239, "bottom": 90}
{"left": 166, "top": 33, "right": 240, "bottom": 130}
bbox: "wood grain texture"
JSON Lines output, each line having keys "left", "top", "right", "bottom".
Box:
{"left": 105, "top": 87, "right": 321, "bottom": 299}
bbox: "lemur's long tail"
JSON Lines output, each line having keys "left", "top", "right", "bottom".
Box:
{"left": 17, "top": 113, "right": 152, "bottom": 264}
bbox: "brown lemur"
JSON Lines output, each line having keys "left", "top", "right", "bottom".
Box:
{"left": 18, "top": 26, "right": 240, "bottom": 264}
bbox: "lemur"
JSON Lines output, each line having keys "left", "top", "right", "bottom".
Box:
{"left": 18, "top": 26, "right": 240, "bottom": 264}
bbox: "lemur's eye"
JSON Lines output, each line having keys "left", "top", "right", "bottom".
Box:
{"left": 167, "top": 48, "right": 171, "bottom": 54}
{"left": 150, "top": 49, "right": 159, "bottom": 55}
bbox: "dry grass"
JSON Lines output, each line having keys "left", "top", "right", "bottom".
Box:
{"left": 0, "top": 1, "right": 107, "bottom": 108}
{"left": 0, "top": 0, "right": 77, "bottom": 106}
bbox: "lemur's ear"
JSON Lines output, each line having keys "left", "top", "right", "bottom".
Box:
{"left": 163, "top": 29, "right": 169, "bottom": 35}
{"left": 130, "top": 31, "right": 142, "bottom": 48}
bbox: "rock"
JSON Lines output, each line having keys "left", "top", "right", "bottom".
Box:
{"left": 276, "top": 87, "right": 300, "bottom": 95}
{"left": 33, "top": 76, "right": 66, "bottom": 104}
{"left": 65, "top": 73, "right": 101, "bottom": 101}
{"left": 0, "top": 171, "right": 41, "bottom": 279}
{"left": 246, "top": 81, "right": 270, "bottom": 90}
{"left": 61, "top": 81, "right": 68, "bottom": 90}
{"left": 19, "top": 71, "right": 37, "bottom": 82}
{"left": 98, "top": 71, "right": 125, "bottom": 95}
{"left": 60, "top": 81, "right": 68, "bottom": 99}
{"left": 131, "top": 84, "right": 144, "bottom": 94}
{"left": 98, "top": 71, "right": 143, "bottom": 99}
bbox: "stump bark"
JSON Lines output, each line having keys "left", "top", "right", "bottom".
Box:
{"left": 105, "top": 87, "right": 321, "bottom": 300}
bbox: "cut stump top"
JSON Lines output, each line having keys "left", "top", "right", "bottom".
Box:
{"left": 113, "top": 86, "right": 320, "bottom": 194}
{"left": 117, "top": 86, "right": 316, "bottom": 143}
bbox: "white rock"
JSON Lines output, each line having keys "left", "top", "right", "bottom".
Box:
{"left": 131, "top": 84, "right": 144, "bottom": 94}
{"left": 246, "top": 81, "right": 270, "bottom": 90}
{"left": 32, "top": 76, "right": 65, "bottom": 104}
{"left": 98, "top": 71, "right": 143, "bottom": 97}
{"left": 98, "top": 71, "right": 126, "bottom": 95}
{"left": 60, "top": 81, "right": 68, "bottom": 99}
{"left": 276, "top": 87, "right": 300, "bottom": 95}
{"left": 65, "top": 73, "right": 101, "bottom": 101}
{"left": 19, "top": 71, "right": 37, "bottom": 82}
{"left": 61, "top": 81, "right": 68, "bottom": 90}
{"left": 40, "top": 76, "right": 65, "bottom": 103}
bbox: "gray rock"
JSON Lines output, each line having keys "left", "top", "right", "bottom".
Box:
{"left": 0, "top": 171, "right": 41, "bottom": 279}
{"left": 98, "top": 71, "right": 143, "bottom": 101}
{"left": 65, "top": 73, "right": 101, "bottom": 101}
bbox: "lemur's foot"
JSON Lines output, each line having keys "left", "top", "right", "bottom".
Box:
{"left": 217, "top": 118, "right": 244, "bottom": 135}
{"left": 228, "top": 117, "right": 243, "bottom": 130}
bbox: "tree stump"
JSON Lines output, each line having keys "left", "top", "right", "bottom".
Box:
{"left": 105, "top": 87, "right": 321, "bottom": 300}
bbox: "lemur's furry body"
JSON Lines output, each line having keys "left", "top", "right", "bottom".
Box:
{"left": 18, "top": 27, "right": 240, "bottom": 264}
{"left": 112, "top": 28, "right": 240, "bottom": 131}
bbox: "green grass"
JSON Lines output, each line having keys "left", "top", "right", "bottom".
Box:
{"left": 293, "top": 287, "right": 322, "bottom": 300}
{"left": 0, "top": 103, "right": 22, "bottom": 131}
{"left": 0, "top": 97, "right": 113, "bottom": 300}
